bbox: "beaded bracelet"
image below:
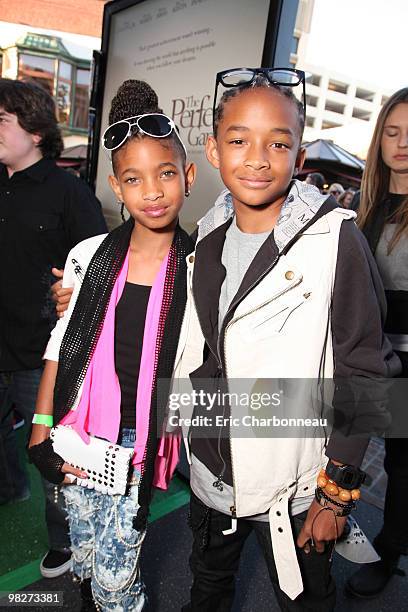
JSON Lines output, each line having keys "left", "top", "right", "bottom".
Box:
{"left": 315, "top": 487, "right": 355, "bottom": 517}
{"left": 317, "top": 468, "right": 361, "bottom": 502}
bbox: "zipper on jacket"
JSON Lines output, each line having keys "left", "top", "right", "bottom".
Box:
{"left": 212, "top": 365, "right": 228, "bottom": 492}
{"left": 222, "top": 273, "right": 303, "bottom": 330}
{"left": 225, "top": 355, "right": 237, "bottom": 518}
{"left": 191, "top": 268, "right": 228, "bottom": 492}
{"left": 215, "top": 254, "right": 281, "bottom": 516}
{"left": 219, "top": 275, "right": 303, "bottom": 508}
{"left": 71, "top": 258, "right": 84, "bottom": 281}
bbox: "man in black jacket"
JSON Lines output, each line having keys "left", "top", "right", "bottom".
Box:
{"left": 0, "top": 78, "right": 107, "bottom": 577}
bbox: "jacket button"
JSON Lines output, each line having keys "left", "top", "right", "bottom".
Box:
{"left": 285, "top": 270, "right": 294, "bottom": 280}
{"left": 188, "top": 255, "right": 195, "bottom": 263}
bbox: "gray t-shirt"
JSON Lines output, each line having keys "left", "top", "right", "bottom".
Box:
{"left": 218, "top": 217, "right": 270, "bottom": 331}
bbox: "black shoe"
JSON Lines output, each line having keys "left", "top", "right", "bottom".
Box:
{"left": 345, "top": 559, "right": 405, "bottom": 599}
{"left": 40, "top": 549, "right": 72, "bottom": 578}
{"left": 80, "top": 578, "right": 97, "bottom": 612}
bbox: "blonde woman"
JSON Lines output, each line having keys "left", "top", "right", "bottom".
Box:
{"left": 347, "top": 87, "right": 408, "bottom": 599}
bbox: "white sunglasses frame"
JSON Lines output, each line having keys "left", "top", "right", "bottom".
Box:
{"left": 101, "top": 112, "right": 187, "bottom": 157}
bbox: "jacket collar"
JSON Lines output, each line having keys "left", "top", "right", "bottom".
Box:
{"left": 197, "top": 179, "right": 339, "bottom": 250}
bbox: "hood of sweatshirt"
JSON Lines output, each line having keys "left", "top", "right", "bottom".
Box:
{"left": 196, "top": 179, "right": 356, "bottom": 252}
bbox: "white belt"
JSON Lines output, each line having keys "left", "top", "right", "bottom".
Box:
{"left": 268, "top": 487, "right": 303, "bottom": 600}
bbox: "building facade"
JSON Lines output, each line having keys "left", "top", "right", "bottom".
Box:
{"left": 291, "top": 0, "right": 392, "bottom": 157}
{"left": 0, "top": 0, "right": 108, "bottom": 145}
{"left": 1, "top": 31, "right": 91, "bottom": 138}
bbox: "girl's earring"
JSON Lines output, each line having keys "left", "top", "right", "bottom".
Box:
{"left": 118, "top": 201, "right": 126, "bottom": 224}
{"left": 185, "top": 189, "right": 191, "bottom": 197}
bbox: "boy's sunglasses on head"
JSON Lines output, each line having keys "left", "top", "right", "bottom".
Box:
{"left": 102, "top": 112, "right": 187, "bottom": 156}
{"left": 213, "top": 67, "right": 306, "bottom": 129}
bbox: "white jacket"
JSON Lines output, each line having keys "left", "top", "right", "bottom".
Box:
{"left": 172, "top": 184, "right": 357, "bottom": 599}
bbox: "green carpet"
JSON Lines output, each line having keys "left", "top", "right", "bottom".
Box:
{"left": 0, "top": 427, "right": 190, "bottom": 592}
{"left": 0, "top": 428, "right": 48, "bottom": 577}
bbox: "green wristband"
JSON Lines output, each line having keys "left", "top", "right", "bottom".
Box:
{"left": 32, "top": 413, "right": 54, "bottom": 427}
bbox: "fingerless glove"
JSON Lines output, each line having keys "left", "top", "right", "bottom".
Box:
{"left": 27, "top": 438, "right": 65, "bottom": 484}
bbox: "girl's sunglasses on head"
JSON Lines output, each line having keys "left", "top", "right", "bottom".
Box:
{"left": 102, "top": 113, "right": 186, "bottom": 156}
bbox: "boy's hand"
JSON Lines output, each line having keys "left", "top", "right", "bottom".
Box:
{"left": 297, "top": 499, "right": 347, "bottom": 553}
{"left": 51, "top": 267, "right": 73, "bottom": 317}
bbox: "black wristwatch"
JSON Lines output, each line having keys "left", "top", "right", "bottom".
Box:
{"left": 325, "top": 461, "right": 366, "bottom": 490}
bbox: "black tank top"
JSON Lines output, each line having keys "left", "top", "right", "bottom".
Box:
{"left": 114, "top": 282, "right": 151, "bottom": 430}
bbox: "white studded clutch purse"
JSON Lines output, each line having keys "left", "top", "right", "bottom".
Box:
{"left": 50, "top": 425, "right": 134, "bottom": 495}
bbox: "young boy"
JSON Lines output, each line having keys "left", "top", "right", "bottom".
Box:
{"left": 174, "top": 69, "right": 399, "bottom": 611}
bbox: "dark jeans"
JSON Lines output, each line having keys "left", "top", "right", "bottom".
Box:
{"left": 187, "top": 492, "right": 336, "bottom": 612}
{"left": 0, "top": 369, "right": 69, "bottom": 550}
{"left": 374, "top": 350, "right": 408, "bottom": 561}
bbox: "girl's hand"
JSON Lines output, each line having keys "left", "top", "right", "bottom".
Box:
{"left": 297, "top": 499, "right": 347, "bottom": 553}
{"left": 61, "top": 462, "right": 88, "bottom": 485}
{"left": 28, "top": 425, "right": 88, "bottom": 485}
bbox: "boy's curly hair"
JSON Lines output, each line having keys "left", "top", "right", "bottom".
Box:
{"left": 213, "top": 75, "right": 305, "bottom": 141}
{"left": 0, "top": 78, "right": 63, "bottom": 159}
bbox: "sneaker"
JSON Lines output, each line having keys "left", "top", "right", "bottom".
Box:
{"left": 40, "top": 549, "right": 72, "bottom": 578}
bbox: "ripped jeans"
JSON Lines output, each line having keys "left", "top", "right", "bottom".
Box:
{"left": 63, "top": 428, "right": 146, "bottom": 611}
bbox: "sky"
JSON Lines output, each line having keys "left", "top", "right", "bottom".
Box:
{"left": 304, "top": 0, "right": 408, "bottom": 91}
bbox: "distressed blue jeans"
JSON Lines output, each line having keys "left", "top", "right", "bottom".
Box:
{"left": 63, "top": 428, "right": 147, "bottom": 611}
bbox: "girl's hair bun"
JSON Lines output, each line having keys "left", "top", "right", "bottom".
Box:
{"left": 109, "top": 79, "right": 163, "bottom": 124}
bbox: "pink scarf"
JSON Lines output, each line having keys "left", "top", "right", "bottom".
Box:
{"left": 60, "top": 249, "right": 180, "bottom": 489}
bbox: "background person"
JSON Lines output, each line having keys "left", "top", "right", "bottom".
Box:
{"left": 346, "top": 86, "right": 408, "bottom": 599}
{"left": 305, "top": 171, "right": 326, "bottom": 192}
{"left": 0, "top": 78, "right": 107, "bottom": 578}
{"left": 327, "top": 182, "right": 345, "bottom": 201}
{"left": 338, "top": 189, "right": 355, "bottom": 208}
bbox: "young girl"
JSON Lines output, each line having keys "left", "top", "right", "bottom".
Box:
{"left": 28, "top": 79, "right": 196, "bottom": 611}
{"left": 347, "top": 87, "right": 408, "bottom": 599}
{"left": 174, "top": 68, "right": 398, "bottom": 611}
